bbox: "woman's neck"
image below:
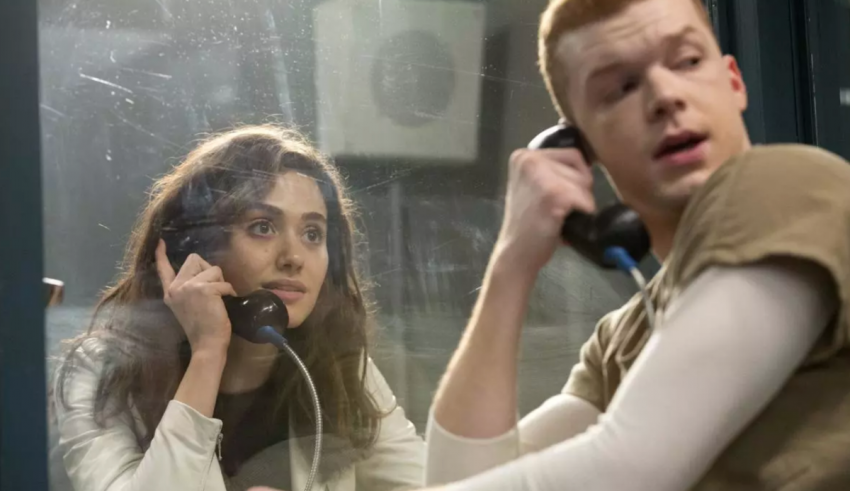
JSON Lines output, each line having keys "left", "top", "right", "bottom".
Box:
{"left": 219, "top": 336, "right": 280, "bottom": 394}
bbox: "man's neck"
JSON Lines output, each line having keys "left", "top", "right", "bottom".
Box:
{"left": 644, "top": 211, "right": 683, "bottom": 262}
{"left": 647, "top": 137, "right": 755, "bottom": 261}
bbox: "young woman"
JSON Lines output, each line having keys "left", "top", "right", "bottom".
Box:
{"left": 53, "top": 125, "right": 425, "bottom": 491}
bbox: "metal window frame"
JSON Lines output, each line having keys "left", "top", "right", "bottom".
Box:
{"left": 0, "top": 0, "right": 47, "bottom": 489}
{"left": 720, "top": 0, "right": 809, "bottom": 145}
{"left": 797, "top": 0, "right": 850, "bottom": 160}
{"left": 711, "top": 0, "right": 849, "bottom": 158}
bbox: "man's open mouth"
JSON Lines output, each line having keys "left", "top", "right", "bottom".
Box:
{"left": 654, "top": 132, "right": 708, "bottom": 159}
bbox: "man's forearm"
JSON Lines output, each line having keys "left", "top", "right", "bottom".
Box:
{"left": 432, "top": 249, "right": 536, "bottom": 438}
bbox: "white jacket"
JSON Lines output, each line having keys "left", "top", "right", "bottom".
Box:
{"left": 54, "top": 341, "right": 425, "bottom": 491}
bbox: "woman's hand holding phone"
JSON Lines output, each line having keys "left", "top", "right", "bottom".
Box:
{"left": 155, "top": 239, "right": 237, "bottom": 356}
{"left": 155, "top": 239, "right": 239, "bottom": 417}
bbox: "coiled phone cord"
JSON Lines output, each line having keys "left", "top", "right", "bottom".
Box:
{"left": 255, "top": 326, "right": 323, "bottom": 491}
{"left": 605, "top": 247, "right": 657, "bottom": 329}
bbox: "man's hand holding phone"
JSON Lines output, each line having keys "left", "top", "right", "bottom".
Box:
{"left": 495, "top": 147, "right": 596, "bottom": 279}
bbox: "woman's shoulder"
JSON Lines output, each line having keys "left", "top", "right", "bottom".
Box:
{"left": 52, "top": 337, "right": 111, "bottom": 400}
{"left": 361, "top": 356, "right": 385, "bottom": 386}
{"left": 56, "top": 336, "right": 106, "bottom": 373}
{"left": 53, "top": 334, "right": 145, "bottom": 405}
{"left": 361, "top": 356, "right": 400, "bottom": 413}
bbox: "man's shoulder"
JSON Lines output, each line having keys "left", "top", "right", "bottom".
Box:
{"left": 740, "top": 143, "right": 846, "bottom": 162}
{"left": 695, "top": 143, "right": 850, "bottom": 210}
{"left": 673, "top": 144, "right": 850, "bottom": 269}
{"left": 732, "top": 143, "right": 849, "bottom": 183}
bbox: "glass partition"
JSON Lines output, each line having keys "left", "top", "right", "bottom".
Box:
{"left": 38, "top": 0, "right": 649, "bottom": 489}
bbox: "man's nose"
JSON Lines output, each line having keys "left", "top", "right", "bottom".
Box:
{"left": 644, "top": 67, "right": 687, "bottom": 122}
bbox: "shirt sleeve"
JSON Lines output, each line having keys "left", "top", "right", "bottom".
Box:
{"left": 425, "top": 394, "right": 601, "bottom": 486}
{"left": 425, "top": 315, "right": 609, "bottom": 487}
{"left": 54, "top": 341, "right": 225, "bottom": 491}
{"left": 435, "top": 260, "right": 837, "bottom": 491}
{"left": 425, "top": 411, "right": 520, "bottom": 486}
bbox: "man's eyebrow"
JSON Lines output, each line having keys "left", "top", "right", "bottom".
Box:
{"left": 663, "top": 25, "right": 704, "bottom": 46}
{"left": 586, "top": 59, "right": 628, "bottom": 85}
{"left": 584, "top": 25, "right": 703, "bottom": 85}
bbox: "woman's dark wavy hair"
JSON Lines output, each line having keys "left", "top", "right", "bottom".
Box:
{"left": 56, "top": 125, "right": 382, "bottom": 474}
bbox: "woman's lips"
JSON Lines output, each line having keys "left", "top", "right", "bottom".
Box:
{"left": 271, "top": 289, "right": 305, "bottom": 303}
{"left": 263, "top": 279, "right": 307, "bottom": 304}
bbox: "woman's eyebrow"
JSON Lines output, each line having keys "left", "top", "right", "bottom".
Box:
{"left": 243, "top": 202, "right": 284, "bottom": 219}
{"left": 302, "top": 211, "right": 327, "bottom": 223}
{"left": 244, "top": 203, "right": 326, "bottom": 224}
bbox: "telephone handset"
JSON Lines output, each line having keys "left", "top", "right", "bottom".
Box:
{"left": 528, "top": 123, "right": 651, "bottom": 269}
{"left": 222, "top": 291, "right": 289, "bottom": 343}
{"left": 161, "top": 229, "right": 290, "bottom": 342}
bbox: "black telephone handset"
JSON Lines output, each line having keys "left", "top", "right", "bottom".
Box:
{"left": 528, "top": 124, "right": 651, "bottom": 269}
{"left": 222, "top": 291, "right": 289, "bottom": 343}
{"left": 161, "top": 230, "right": 289, "bottom": 344}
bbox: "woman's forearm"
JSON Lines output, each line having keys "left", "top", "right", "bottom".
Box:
{"left": 173, "top": 348, "right": 228, "bottom": 417}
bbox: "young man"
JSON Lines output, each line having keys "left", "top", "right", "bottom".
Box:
{"left": 252, "top": 1, "right": 850, "bottom": 491}
{"left": 419, "top": 0, "right": 850, "bottom": 490}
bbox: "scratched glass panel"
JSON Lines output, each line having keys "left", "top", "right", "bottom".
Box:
{"left": 39, "top": 1, "right": 639, "bottom": 489}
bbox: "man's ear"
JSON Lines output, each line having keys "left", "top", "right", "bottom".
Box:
{"left": 570, "top": 124, "right": 598, "bottom": 165}
{"left": 723, "top": 55, "right": 748, "bottom": 112}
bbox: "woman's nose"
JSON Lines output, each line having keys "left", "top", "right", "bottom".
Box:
{"left": 276, "top": 233, "right": 305, "bottom": 272}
